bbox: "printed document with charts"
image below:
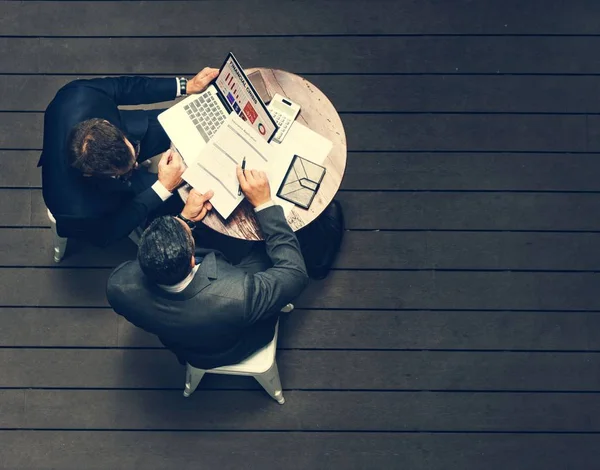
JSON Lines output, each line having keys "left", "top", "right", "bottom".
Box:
{"left": 182, "top": 113, "right": 291, "bottom": 219}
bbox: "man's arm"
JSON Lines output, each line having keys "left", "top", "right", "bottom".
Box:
{"left": 61, "top": 68, "right": 219, "bottom": 106}
{"left": 62, "top": 76, "right": 177, "bottom": 106}
{"left": 243, "top": 205, "right": 309, "bottom": 324}
{"left": 235, "top": 167, "right": 309, "bottom": 325}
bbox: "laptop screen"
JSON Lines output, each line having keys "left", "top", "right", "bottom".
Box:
{"left": 214, "top": 53, "right": 278, "bottom": 142}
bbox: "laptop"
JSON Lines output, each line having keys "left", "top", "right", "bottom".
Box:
{"left": 158, "top": 53, "right": 278, "bottom": 163}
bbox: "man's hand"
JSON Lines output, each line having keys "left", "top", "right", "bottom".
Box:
{"left": 181, "top": 189, "right": 214, "bottom": 222}
{"left": 236, "top": 166, "right": 271, "bottom": 208}
{"left": 187, "top": 67, "right": 219, "bottom": 95}
{"left": 157, "top": 149, "right": 185, "bottom": 192}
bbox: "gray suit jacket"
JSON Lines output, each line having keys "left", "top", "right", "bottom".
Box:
{"left": 106, "top": 205, "right": 309, "bottom": 369}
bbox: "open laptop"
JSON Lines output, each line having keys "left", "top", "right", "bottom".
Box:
{"left": 158, "top": 53, "right": 278, "bottom": 163}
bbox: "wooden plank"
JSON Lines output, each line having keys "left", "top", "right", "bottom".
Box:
{"left": 1, "top": 307, "right": 597, "bottom": 351}
{"left": 427, "top": 231, "right": 600, "bottom": 271}
{"left": 0, "top": 151, "right": 40, "bottom": 187}
{"left": 0, "top": 308, "right": 118, "bottom": 347}
{"left": 3, "top": 37, "right": 600, "bottom": 74}
{"left": 343, "top": 152, "right": 600, "bottom": 191}
{"left": 30, "top": 189, "right": 48, "bottom": 226}
{"left": 7, "top": 150, "right": 600, "bottom": 192}
{"left": 2, "top": 267, "right": 600, "bottom": 310}
{"left": 0, "top": 113, "right": 43, "bottom": 149}
{"left": 341, "top": 114, "right": 585, "bottom": 152}
{"left": 0, "top": 190, "right": 31, "bottom": 226}
{"left": 279, "top": 310, "right": 600, "bottom": 351}
{"left": 0, "top": 431, "right": 598, "bottom": 470}
{"left": 585, "top": 115, "right": 600, "bottom": 152}
{"left": 341, "top": 231, "right": 600, "bottom": 270}
{"left": 336, "top": 192, "right": 600, "bottom": 231}
{"left": 2, "top": 389, "right": 597, "bottom": 432}
{"left": 1, "top": 112, "right": 586, "bottom": 152}
{"left": 3, "top": 307, "right": 600, "bottom": 351}
{"left": 29, "top": 189, "right": 600, "bottom": 231}
{"left": 2, "top": 349, "right": 600, "bottom": 391}
{"left": 3, "top": 0, "right": 600, "bottom": 36}
{"left": 2, "top": 75, "right": 598, "bottom": 114}
{"left": 6, "top": 228, "right": 600, "bottom": 271}
{"left": 0, "top": 268, "right": 111, "bottom": 307}
{"left": 0, "top": 229, "right": 428, "bottom": 269}
{"left": 0, "top": 229, "right": 135, "bottom": 267}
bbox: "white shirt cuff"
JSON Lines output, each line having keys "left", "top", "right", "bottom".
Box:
{"left": 152, "top": 180, "right": 173, "bottom": 202}
{"left": 254, "top": 200, "right": 275, "bottom": 213}
{"left": 175, "top": 77, "right": 182, "bottom": 97}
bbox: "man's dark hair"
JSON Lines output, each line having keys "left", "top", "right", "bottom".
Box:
{"left": 138, "top": 216, "right": 195, "bottom": 285}
{"left": 68, "top": 118, "right": 132, "bottom": 175}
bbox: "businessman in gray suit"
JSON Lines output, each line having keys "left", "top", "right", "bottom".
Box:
{"left": 106, "top": 166, "right": 309, "bottom": 369}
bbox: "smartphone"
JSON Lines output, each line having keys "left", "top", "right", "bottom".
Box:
{"left": 247, "top": 70, "right": 271, "bottom": 104}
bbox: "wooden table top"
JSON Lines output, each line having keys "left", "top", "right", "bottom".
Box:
{"left": 198, "top": 68, "right": 347, "bottom": 240}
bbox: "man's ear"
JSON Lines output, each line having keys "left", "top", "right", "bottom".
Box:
{"left": 190, "top": 256, "right": 196, "bottom": 269}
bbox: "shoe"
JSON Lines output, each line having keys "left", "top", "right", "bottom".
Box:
{"left": 296, "top": 199, "right": 344, "bottom": 280}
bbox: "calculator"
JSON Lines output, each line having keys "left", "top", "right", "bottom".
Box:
{"left": 268, "top": 93, "right": 301, "bottom": 144}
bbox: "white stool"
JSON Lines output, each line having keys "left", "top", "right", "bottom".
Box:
{"left": 184, "top": 320, "right": 286, "bottom": 404}
{"left": 48, "top": 209, "right": 68, "bottom": 263}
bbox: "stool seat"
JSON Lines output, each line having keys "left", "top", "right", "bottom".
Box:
{"left": 206, "top": 331, "right": 277, "bottom": 375}
{"left": 184, "top": 320, "right": 286, "bottom": 404}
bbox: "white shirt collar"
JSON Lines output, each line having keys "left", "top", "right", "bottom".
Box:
{"left": 157, "top": 264, "right": 200, "bottom": 293}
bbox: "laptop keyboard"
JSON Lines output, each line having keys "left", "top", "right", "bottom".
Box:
{"left": 184, "top": 93, "right": 227, "bottom": 142}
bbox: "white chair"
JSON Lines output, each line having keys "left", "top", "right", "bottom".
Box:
{"left": 183, "top": 319, "right": 287, "bottom": 404}
{"left": 47, "top": 208, "right": 145, "bottom": 262}
{"left": 48, "top": 209, "right": 68, "bottom": 263}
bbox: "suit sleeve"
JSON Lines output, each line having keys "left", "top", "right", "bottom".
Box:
{"left": 58, "top": 187, "right": 163, "bottom": 247}
{"left": 243, "top": 205, "right": 309, "bottom": 325}
{"left": 63, "top": 76, "right": 176, "bottom": 106}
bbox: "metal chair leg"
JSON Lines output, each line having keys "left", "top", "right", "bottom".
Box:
{"left": 183, "top": 365, "right": 206, "bottom": 397}
{"left": 255, "top": 361, "right": 285, "bottom": 404}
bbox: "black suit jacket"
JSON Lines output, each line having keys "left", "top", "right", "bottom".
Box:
{"left": 106, "top": 205, "right": 309, "bottom": 369}
{"left": 39, "top": 76, "right": 176, "bottom": 246}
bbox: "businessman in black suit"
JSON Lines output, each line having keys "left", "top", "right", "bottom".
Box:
{"left": 107, "top": 167, "right": 309, "bottom": 369}
{"left": 39, "top": 68, "right": 218, "bottom": 247}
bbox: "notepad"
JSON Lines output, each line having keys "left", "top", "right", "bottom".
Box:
{"left": 277, "top": 155, "right": 326, "bottom": 209}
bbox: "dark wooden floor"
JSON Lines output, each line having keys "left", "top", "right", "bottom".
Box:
{"left": 2, "top": 0, "right": 600, "bottom": 468}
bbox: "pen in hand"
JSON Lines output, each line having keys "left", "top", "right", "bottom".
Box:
{"left": 238, "top": 157, "right": 246, "bottom": 196}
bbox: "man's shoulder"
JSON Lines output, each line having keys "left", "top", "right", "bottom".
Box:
{"left": 46, "top": 80, "right": 112, "bottom": 119}
{"left": 106, "top": 260, "right": 157, "bottom": 312}
{"left": 107, "top": 261, "right": 144, "bottom": 296}
{"left": 108, "top": 260, "right": 142, "bottom": 283}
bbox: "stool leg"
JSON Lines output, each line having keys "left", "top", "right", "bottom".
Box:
{"left": 255, "top": 361, "right": 285, "bottom": 404}
{"left": 280, "top": 303, "right": 294, "bottom": 313}
{"left": 183, "top": 365, "right": 206, "bottom": 397}
{"left": 51, "top": 222, "right": 68, "bottom": 263}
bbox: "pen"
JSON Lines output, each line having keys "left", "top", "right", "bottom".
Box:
{"left": 238, "top": 157, "right": 246, "bottom": 196}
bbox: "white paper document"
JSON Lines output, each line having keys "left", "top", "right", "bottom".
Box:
{"left": 182, "top": 113, "right": 279, "bottom": 219}
{"left": 269, "top": 121, "right": 333, "bottom": 214}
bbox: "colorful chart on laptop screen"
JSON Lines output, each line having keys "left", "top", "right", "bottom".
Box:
{"left": 215, "top": 54, "right": 278, "bottom": 141}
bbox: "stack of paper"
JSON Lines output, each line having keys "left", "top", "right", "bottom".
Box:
{"left": 182, "top": 113, "right": 332, "bottom": 219}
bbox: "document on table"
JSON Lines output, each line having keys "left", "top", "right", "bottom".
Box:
{"left": 182, "top": 113, "right": 281, "bottom": 219}
{"left": 269, "top": 120, "right": 333, "bottom": 214}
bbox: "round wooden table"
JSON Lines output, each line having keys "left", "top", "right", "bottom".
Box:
{"left": 199, "top": 68, "right": 347, "bottom": 241}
